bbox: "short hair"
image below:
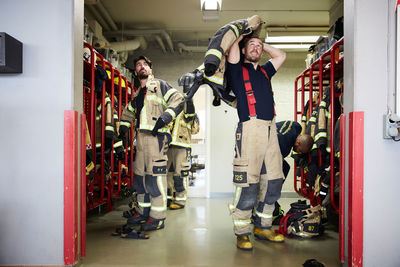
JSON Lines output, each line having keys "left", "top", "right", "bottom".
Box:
{"left": 133, "top": 55, "right": 152, "bottom": 69}
{"left": 242, "top": 36, "right": 263, "bottom": 48}
{"left": 299, "top": 134, "right": 314, "bottom": 153}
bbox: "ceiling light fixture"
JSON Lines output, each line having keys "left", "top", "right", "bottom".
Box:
{"left": 271, "top": 44, "right": 312, "bottom": 50}
{"left": 265, "top": 36, "right": 320, "bottom": 43}
{"left": 200, "top": 0, "right": 221, "bottom": 10}
{"left": 201, "top": 0, "right": 221, "bottom": 21}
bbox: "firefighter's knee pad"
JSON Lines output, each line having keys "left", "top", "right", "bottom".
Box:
{"left": 133, "top": 175, "right": 146, "bottom": 194}
{"left": 265, "top": 178, "right": 284, "bottom": 205}
{"left": 145, "top": 174, "right": 162, "bottom": 197}
{"left": 173, "top": 176, "right": 184, "bottom": 192}
{"left": 236, "top": 184, "right": 259, "bottom": 210}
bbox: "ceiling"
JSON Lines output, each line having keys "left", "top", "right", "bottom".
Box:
{"left": 85, "top": 0, "right": 338, "bottom": 50}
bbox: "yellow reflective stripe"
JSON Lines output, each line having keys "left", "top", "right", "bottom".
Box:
{"left": 312, "top": 143, "right": 317, "bottom": 150}
{"left": 138, "top": 201, "right": 151, "bottom": 208}
{"left": 128, "top": 102, "right": 135, "bottom": 113}
{"left": 105, "top": 96, "right": 111, "bottom": 105}
{"left": 335, "top": 151, "right": 340, "bottom": 157}
{"left": 302, "top": 116, "right": 307, "bottom": 121}
{"left": 140, "top": 105, "right": 148, "bottom": 128}
{"left": 230, "top": 24, "right": 239, "bottom": 38}
{"left": 254, "top": 210, "right": 272, "bottom": 219}
{"left": 233, "top": 219, "right": 251, "bottom": 226}
{"left": 180, "top": 120, "right": 191, "bottom": 129}
{"left": 233, "top": 187, "right": 242, "bottom": 207}
{"left": 326, "top": 147, "right": 331, "bottom": 152}
{"left": 166, "top": 109, "right": 176, "bottom": 119}
{"left": 281, "top": 121, "right": 293, "bottom": 135}
{"left": 113, "top": 114, "right": 118, "bottom": 120}
{"left": 309, "top": 117, "right": 316, "bottom": 122}
{"left": 151, "top": 206, "right": 167, "bottom": 212}
{"left": 204, "top": 74, "right": 223, "bottom": 85}
{"left": 205, "top": 49, "right": 222, "bottom": 60}
{"left": 184, "top": 113, "right": 195, "bottom": 118}
{"left": 96, "top": 143, "right": 101, "bottom": 148}
{"left": 314, "top": 132, "right": 327, "bottom": 141}
{"left": 170, "top": 141, "right": 191, "bottom": 148}
{"left": 140, "top": 124, "right": 171, "bottom": 133}
{"left": 171, "top": 112, "right": 183, "bottom": 142}
{"left": 167, "top": 195, "right": 173, "bottom": 199}
{"left": 113, "top": 140, "right": 123, "bottom": 148}
{"left": 105, "top": 125, "right": 114, "bottom": 131}
{"left": 320, "top": 101, "right": 326, "bottom": 108}
{"left": 120, "top": 121, "right": 131, "bottom": 127}
{"left": 175, "top": 196, "right": 187, "bottom": 201}
{"left": 146, "top": 95, "right": 167, "bottom": 108}
{"left": 96, "top": 115, "right": 101, "bottom": 121}
{"left": 164, "top": 88, "right": 178, "bottom": 102}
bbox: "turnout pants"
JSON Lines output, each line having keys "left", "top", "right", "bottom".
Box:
{"left": 230, "top": 118, "right": 284, "bottom": 236}
{"left": 133, "top": 131, "right": 170, "bottom": 220}
{"left": 167, "top": 147, "right": 190, "bottom": 206}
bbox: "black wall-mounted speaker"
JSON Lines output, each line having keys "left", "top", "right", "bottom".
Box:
{"left": 0, "top": 32, "right": 23, "bottom": 73}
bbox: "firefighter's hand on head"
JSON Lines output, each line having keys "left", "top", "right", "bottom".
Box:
{"left": 151, "top": 117, "right": 166, "bottom": 136}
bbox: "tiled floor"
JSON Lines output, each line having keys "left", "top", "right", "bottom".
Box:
{"left": 80, "top": 197, "right": 340, "bottom": 267}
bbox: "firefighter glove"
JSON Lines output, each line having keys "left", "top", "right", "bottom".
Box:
{"left": 151, "top": 117, "right": 166, "bottom": 136}
{"left": 186, "top": 99, "right": 195, "bottom": 114}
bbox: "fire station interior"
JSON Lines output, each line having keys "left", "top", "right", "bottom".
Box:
{"left": 1, "top": 0, "right": 400, "bottom": 267}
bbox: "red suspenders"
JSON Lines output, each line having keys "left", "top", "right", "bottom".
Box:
{"left": 242, "top": 66, "right": 274, "bottom": 117}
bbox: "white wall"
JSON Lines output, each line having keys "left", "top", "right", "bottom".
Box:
{"left": 345, "top": 0, "right": 400, "bottom": 266}
{"left": 0, "top": 0, "right": 83, "bottom": 265}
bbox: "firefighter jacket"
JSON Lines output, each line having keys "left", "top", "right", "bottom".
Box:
{"left": 170, "top": 108, "right": 200, "bottom": 148}
{"left": 314, "top": 89, "right": 331, "bottom": 153}
{"left": 182, "top": 15, "right": 263, "bottom": 107}
{"left": 94, "top": 93, "right": 124, "bottom": 156}
{"left": 119, "top": 75, "right": 184, "bottom": 136}
{"left": 95, "top": 93, "right": 113, "bottom": 149}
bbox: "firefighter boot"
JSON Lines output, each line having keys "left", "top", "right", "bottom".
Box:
{"left": 169, "top": 203, "right": 185, "bottom": 210}
{"left": 127, "top": 214, "right": 148, "bottom": 225}
{"left": 236, "top": 236, "right": 253, "bottom": 251}
{"left": 141, "top": 218, "right": 165, "bottom": 231}
{"left": 254, "top": 228, "right": 285, "bottom": 243}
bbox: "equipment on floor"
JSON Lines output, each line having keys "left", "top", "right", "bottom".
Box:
{"left": 277, "top": 200, "right": 323, "bottom": 238}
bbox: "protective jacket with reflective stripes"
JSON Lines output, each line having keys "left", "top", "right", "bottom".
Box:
{"left": 119, "top": 75, "right": 184, "bottom": 135}
{"left": 170, "top": 108, "right": 200, "bottom": 148}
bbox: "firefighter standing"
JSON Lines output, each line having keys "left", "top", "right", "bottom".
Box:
{"left": 167, "top": 100, "right": 200, "bottom": 210}
{"left": 118, "top": 56, "right": 184, "bottom": 231}
{"left": 226, "top": 35, "right": 287, "bottom": 250}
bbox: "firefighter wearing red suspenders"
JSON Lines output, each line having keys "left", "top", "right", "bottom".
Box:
{"left": 226, "top": 35, "right": 287, "bottom": 250}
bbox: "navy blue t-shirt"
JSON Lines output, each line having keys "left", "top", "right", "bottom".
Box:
{"left": 226, "top": 61, "right": 276, "bottom": 122}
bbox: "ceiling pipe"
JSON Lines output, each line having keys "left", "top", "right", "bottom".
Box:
{"left": 109, "top": 38, "right": 141, "bottom": 52}
{"left": 177, "top": 42, "right": 207, "bottom": 54}
{"left": 154, "top": 35, "right": 167, "bottom": 53}
{"left": 95, "top": 1, "right": 118, "bottom": 31}
{"left": 105, "top": 29, "right": 173, "bottom": 51}
{"left": 86, "top": 4, "right": 111, "bottom": 31}
{"left": 160, "top": 31, "right": 174, "bottom": 52}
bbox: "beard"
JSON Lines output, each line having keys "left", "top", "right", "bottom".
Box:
{"left": 244, "top": 49, "right": 262, "bottom": 63}
{"left": 138, "top": 73, "right": 148, "bottom": 80}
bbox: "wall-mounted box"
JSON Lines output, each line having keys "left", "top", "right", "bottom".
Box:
{"left": 0, "top": 32, "right": 23, "bottom": 73}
